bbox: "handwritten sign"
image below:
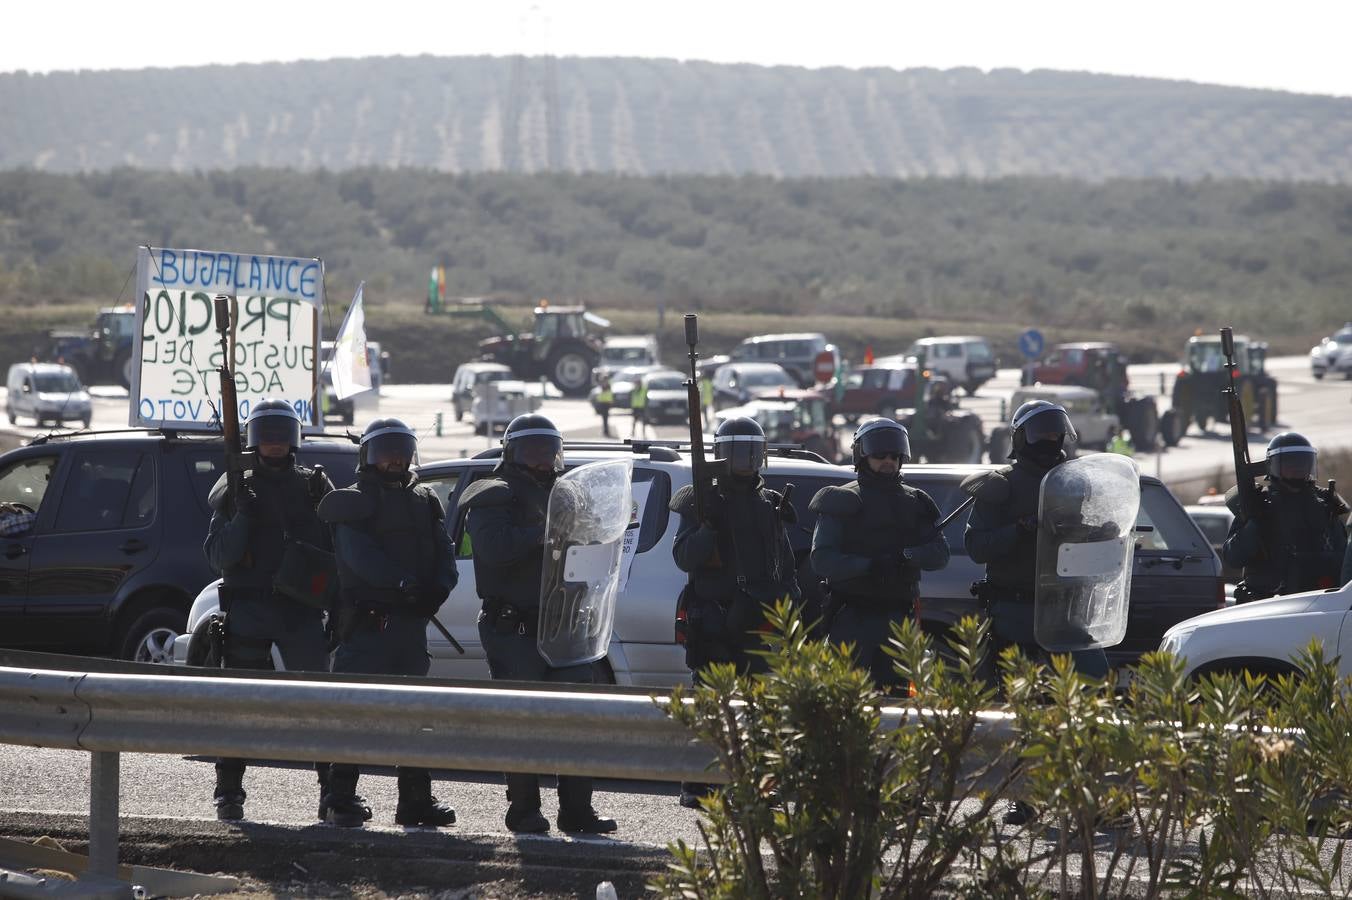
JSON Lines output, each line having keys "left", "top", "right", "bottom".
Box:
{"left": 131, "top": 246, "right": 324, "bottom": 430}
{"left": 618, "top": 480, "right": 652, "bottom": 592}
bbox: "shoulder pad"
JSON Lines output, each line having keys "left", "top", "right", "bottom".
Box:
{"left": 458, "top": 477, "right": 513, "bottom": 511}
{"left": 961, "top": 469, "right": 1010, "bottom": 505}
{"left": 670, "top": 483, "right": 697, "bottom": 517}
{"left": 414, "top": 484, "right": 446, "bottom": 519}
{"left": 905, "top": 485, "right": 942, "bottom": 521}
{"left": 207, "top": 472, "right": 231, "bottom": 512}
{"left": 808, "top": 483, "right": 861, "bottom": 517}
{"left": 317, "top": 485, "right": 377, "bottom": 524}
{"left": 1223, "top": 487, "right": 1243, "bottom": 516}
{"left": 1318, "top": 488, "right": 1350, "bottom": 517}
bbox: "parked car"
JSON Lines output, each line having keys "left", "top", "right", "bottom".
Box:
{"left": 0, "top": 430, "right": 358, "bottom": 662}
{"left": 1184, "top": 504, "right": 1239, "bottom": 584}
{"left": 901, "top": 336, "right": 997, "bottom": 395}
{"left": 633, "top": 370, "right": 690, "bottom": 426}
{"left": 987, "top": 385, "right": 1120, "bottom": 462}
{"left": 730, "top": 333, "right": 840, "bottom": 388}
{"left": 1310, "top": 325, "right": 1352, "bottom": 380}
{"left": 711, "top": 362, "right": 798, "bottom": 410}
{"left": 176, "top": 451, "right": 1221, "bottom": 684}
{"left": 836, "top": 363, "right": 918, "bottom": 422}
{"left": 471, "top": 379, "right": 540, "bottom": 434}
{"left": 716, "top": 387, "right": 841, "bottom": 462}
{"left": 594, "top": 335, "right": 661, "bottom": 384}
{"left": 5, "top": 363, "right": 92, "bottom": 429}
{"left": 317, "top": 339, "right": 388, "bottom": 426}
{"left": 1160, "top": 580, "right": 1352, "bottom": 681}
{"left": 451, "top": 362, "right": 514, "bottom": 422}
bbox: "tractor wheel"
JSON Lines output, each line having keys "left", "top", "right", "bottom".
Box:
{"left": 1159, "top": 409, "right": 1182, "bottom": 448}
{"left": 1126, "top": 399, "right": 1158, "bottom": 449}
{"left": 114, "top": 348, "right": 133, "bottom": 390}
{"left": 1194, "top": 410, "right": 1210, "bottom": 432}
{"left": 944, "top": 418, "right": 984, "bottom": 463}
{"left": 988, "top": 426, "right": 1012, "bottom": 464}
{"left": 548, "top": 347, "right": 593, "bottom": 397}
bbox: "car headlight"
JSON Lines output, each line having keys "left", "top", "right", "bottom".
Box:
{"left": 1159, "top": 626, "right": 1195, "bottom": 658}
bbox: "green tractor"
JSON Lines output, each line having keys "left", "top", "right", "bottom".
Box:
{"left": 1169, "top": 333, "right": 1277, "bottom": 439}
{"left": 43, "top": 305, "right": 138, "bottom": 389}
{"left": 474, "top": 303, "right": 608, "bottom": 398}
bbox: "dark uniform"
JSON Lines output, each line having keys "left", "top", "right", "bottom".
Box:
{"left": 318, "top": 418, "right": 458, "bottom": 828}
{"left": 203, "top": 399, "right": 334, "bottom": 822}
{"left": 1223, "top": 432, "right": 1348, "bottom": 602}
{"left": 810, "top": 418, "right": 949, "bottom": 690}
{"left": 965, "top": 400, "right": 1109, "bottom": 827}
{"left": 460, "top": 414, "right": 617, "bottom": 835}
{"left": 670, "top": 416, "right": 801, "bottom": 675}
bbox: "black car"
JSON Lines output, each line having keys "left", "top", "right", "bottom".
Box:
{"left": 0, "top": 430, "right": 358, "bottom": 662}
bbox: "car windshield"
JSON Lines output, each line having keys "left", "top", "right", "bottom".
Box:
{"left": 1187, "top": 340, "right": 1233, "bottom": 373}
{"left": 604, "top": 347, "right": 652, "bottom": 363}
{"left": 476, "top": 370, "right": 512, "bottom": 384}
{"left": 645, "top": 375, "right": 684, "bottom": 391}
{"left": 1334, "top": 333, "right": 1352, "bottom": 345}
{"left": 34, "top": 373, "right": 81, "bottom": 392}
{"left": 743, "top": 369, "right": 794, "bottom": 387}
{"left": 845, "top": 372, "right": 865, "bottom": 389}
{"left": 965, "top": 342, "right": 993, "bottom": 362}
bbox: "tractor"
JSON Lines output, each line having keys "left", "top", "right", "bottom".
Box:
{"left": 42, "top": 306, "right": 138, "bottom": 389}
{"left": 1029, "top": 342, "right": 1162, "bottom": 448}
{"left": 890, "top": 374, "right": 985, "bottom": 464}
{"left": 1170, "top": 333, "right": 1277, "bottom": 438}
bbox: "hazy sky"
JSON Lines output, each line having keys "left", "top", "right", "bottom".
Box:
{"left": 5, "top": 0, "right": 1349, "bottom": 97}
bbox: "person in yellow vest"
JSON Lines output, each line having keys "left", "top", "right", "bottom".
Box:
{"left": 596, "top": 374, "right": 614, "bottom": 438}
{"left": 698, "top": 372, "right": 714, "bottom": 428}
{"left": 1106, "top": 425, "right": 1134, "bottom": 456}
{"left": 630, "top": 375, "right": 649, "bottom": 439}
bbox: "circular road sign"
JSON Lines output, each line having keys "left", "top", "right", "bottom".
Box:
{"left": 813, "top": 351, "right": 836, "bottom": 383}
{"left": 1018, "top": 329, "right": 1045, "bottom": 360}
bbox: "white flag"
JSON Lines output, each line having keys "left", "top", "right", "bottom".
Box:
{"left": 331, "top": 282, "right": 372, "bottom": 400}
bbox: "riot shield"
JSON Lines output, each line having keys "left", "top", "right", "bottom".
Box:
{"left": 1034, "top": 453, "right": 1140, "bottom": 652}
{"left": 538, "top": 459, "right": 634, "bottom": 667}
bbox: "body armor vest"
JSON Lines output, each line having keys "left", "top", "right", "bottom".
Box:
{"left": 471, "top": 468, "right": 550, "bottom": 611}
{"left": 222, "top": 463, "right": 327, "bottom": 591}
{"left": 983, "top": 462, "right": 1044, "bottom": 593}
{"left": 831, "top": 478, "right": 932, "bottom": 605}
{"left": 336, "top": 474, "right": 441, "bottom": 607}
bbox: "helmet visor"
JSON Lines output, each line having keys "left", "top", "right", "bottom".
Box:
{"left": 1020, "top": 407, "right": 1078, "bottom": 445}
{"left": 246, "top": 414, "right": 300, "bottom": 449}
{"left": 858, "top": 425, "right": 911, "bottom": 462}
{"left": 366, "top": 432, "right": 418, "bottom": 470}
{"left": 513, "top": 433, "right": 564, "bottom": 471}
{"left": 1271, "top": 448, "right": 1316, "bottom": 482}
{"left": 715, "top": 434, "right": 766, "bottom": 473}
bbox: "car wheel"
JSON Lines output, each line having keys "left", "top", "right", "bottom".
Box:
{"left": 118, "top": 606, "right": 186, "bottom": 664}
{"left": 5, "top": 406, "right": 13, "bottom": 425}
{"left": 1159, "top": 409, "right": 1182, "bottom": 448}
{"left": 1314, "top": 371, "right": 1325, "bottom": 380}
{"left": 963, "top": 382, "right": 980, "bottom": 397}
{"left": 114, "top": 348, "right": 133, "bottom": 390}
{"left": 81, "top": 415, "right": 92, "bottom": 429}
{"left": 454, "top": 403, "right": 464, "bottom": 422}
{"left": 942, "top": 420, "right": 984, "bottom": 463}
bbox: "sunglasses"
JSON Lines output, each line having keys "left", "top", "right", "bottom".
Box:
{"left": 869, "top": 452, "right": 901, "bottom": 461}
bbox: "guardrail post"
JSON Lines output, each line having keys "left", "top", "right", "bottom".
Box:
{"left": 88, "top": 751, "right": 119, "bottom": 878}
{"left": 1159, "top": 372, "right": 1166, "bottom": 397}
{"left": 999, "top": 399, "right": 1007, "bottom": 423}
{"left": 434, "top": 412, "right": 443, "bottom": 437}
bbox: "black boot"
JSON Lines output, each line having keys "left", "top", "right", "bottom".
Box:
{"left": 323, "top": 763, "right": 367, "bottom": 828}
{"left": 395, "top": 768, "right": 456, "bottom": 827}
{"left": 1002, "top": 799, "right": 1038, "bottom": 826}
{"left": 557, "top": 807, "right": 618, "bottom": 834}
{"left": 213, "top": 765, "right": 245, "bottom": 822}
{"left": 505, "top": 803, "right": 549, "bottom": 833}
{"left": 678, "top": 781, "right": 714, "bottom": 810}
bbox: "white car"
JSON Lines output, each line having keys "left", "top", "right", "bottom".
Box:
{"left": 711, "top": 362, "right": 798, "bottom": 410}
{"left": 1309, "top": 326, "right": 1352, "bottom": 380}
{"left": 901, "top": 336, "right": 997, "bottom": 396}
{"left": 594, "top": 335, "right": 660, "bottom": 383}
{"left": 987, "top": 384, "right": 1120, "bottom": 462}
{"left": 1160, "top": 582, "right": 1352, "bottom": 680}
{"left": 471, "top": 379, "right": 540, "bottom": 434}
{"left": 173, "top": 451, "right": 1222, "bottom": 686}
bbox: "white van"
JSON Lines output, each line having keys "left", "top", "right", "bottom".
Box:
{"left": 900, "top": 336, "right": 997, "bottom": 395}
{"left": 5, "top": 363, "right": 92, "bottom": 428}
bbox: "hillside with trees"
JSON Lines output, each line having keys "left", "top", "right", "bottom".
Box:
{"left": 0, "top": 169, "right": 1348, "bottom": 349}
{"left": 3, "top": 56, "right": 1351, "bottom": 181}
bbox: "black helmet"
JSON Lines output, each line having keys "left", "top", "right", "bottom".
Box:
{"left": 359, "top": 418, "right": 418, "bottom": 472}
{"left": 245, "top": 398, "right": 302, "bottom": 451}
{"left": 714, "top": 416, "right": 766, "bottom": 475}
{"left": 852, "top": 417, "right": 911, "bottom": 470}
{"left": 1265, "top": 431, "right": 1316, "bottom": 483}
{"left": 502, "top": 414, "right": 564, "bottom": 474}
{"left": 1010, "top": 400, "right": 1077, "bottom": 459}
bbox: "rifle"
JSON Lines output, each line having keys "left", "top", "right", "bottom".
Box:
{"left": 683, "top": 315, "right": 727, "bottom": 524}
{"left": 1220, "top": 327, "right": 1266, "bottom": 523}
{"left": 213, "top": 294, "right": 246, "bottom": 515}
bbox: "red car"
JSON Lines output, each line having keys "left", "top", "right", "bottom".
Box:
{"left": 836, "top": 364, "right": 918, "bottom": 420}
{"left": 1029, "top": 343, "right": 1130, "bottom": 391}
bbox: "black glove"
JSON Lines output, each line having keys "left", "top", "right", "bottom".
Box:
{"left": 701, "top": 487, "right": 726, "bottom": 527}
{"left": 1016, "top": 514, "right": 1038, "bottom": 534}
{"left": 235, "top": 479, "right": 259, "bottom": 517}
{"left": 308, "top": 465, "right": 329, "bottom": 505}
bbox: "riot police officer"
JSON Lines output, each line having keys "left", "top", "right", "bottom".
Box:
{"left": 1223, "top": 432, "right": 1348, "bottom": 602}
{"left": 810, "top": 418, "right": 950, "bottom": 690}
{"left": 318, "top": 418, "right": 458, "bottom": 828}
{"left": 459, "top": 414, "right": 617, "bottom": 835}
{"left": 965, "top": 400, "right": 1108, "bottom": 826}
{"left": 671, "top": 415, "right": 802, "bottom": 675}
{"left": 203, "top": 399, "right": 334, "bottom": 822}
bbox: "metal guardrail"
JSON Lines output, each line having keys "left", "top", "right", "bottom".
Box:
{"left": 0, "top": 661, "right": 1016, "bottom": 892}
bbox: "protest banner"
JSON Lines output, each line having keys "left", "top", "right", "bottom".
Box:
{"left": 131, "top": 246, "right": 324, "bottom": 430}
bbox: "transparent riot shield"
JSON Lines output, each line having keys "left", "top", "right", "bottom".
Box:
{"left": 1034, "top": 453, "right": 1140, "bottom": 652}
{"left": 538, "top": 459, "right": 634, "bottom": 667}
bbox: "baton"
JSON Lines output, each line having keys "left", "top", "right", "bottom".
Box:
{"left": 429, "top": 614, "right": 466, "bottom": 655}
